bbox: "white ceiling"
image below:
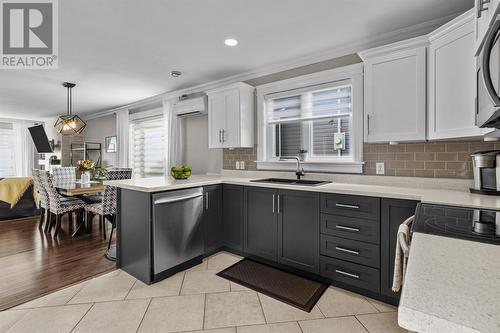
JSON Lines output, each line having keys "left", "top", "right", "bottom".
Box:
{"left": 0, "top": 0, "right": 473, "bottom": 120}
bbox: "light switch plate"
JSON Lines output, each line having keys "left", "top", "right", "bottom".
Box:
{"left": 235, "top": 161, "right": 240, "bottom": 169}
{"left": 240, "top": 161, "right": 245, "bottom": 169}
{"left": 376, "top": 162, "right": 385, "bottom": 175}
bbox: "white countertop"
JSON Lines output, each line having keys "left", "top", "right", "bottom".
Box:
{"left": 105, "top": 174, "right": 500, "bottom": 210}
{"left": 399, "top": 233, "right": 500, "bottom": 333}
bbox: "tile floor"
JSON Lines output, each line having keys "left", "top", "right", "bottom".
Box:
{"left": 0, "top": 251, "right": 406, "bottom": 333}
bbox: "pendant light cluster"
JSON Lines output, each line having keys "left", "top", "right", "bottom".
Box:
{"left": 54, "top": 82, "right": 86, "bottom": 134}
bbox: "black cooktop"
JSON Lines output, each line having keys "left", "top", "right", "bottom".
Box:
{"left": 412, "top": 203, "right": 500, "bottom": 245}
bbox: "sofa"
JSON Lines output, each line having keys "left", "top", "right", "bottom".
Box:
{"left": 0, "top": 180, "right": 38, "bottom": 221}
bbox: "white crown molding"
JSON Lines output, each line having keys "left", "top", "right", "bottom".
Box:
{"left": 358, "top": 35, "right": 430, "bottom": 60}
{"left": 204, "top": 82, "right": 254, "bottom": 95}
{"left": 84, "top": 11, "right": 464, "bottom": 121}
{"left": 428, "top": 8, "right": 474, "bottom": 42}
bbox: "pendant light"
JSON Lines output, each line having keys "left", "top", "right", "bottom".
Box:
{"left": 54, "top": 82, "right": 86, "bottom": 134}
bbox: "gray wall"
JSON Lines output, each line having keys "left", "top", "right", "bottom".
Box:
{"left": 83, "top": 113, "right": 222, "bottom": 174}
{"left": 84, "top": 114, "right": 117, "bottom": 167}
{"left": 245, "top": 53, "right": 362, "bottom": 86}
{"left": 184, "top": 115, "right": 222, "bottom": 174}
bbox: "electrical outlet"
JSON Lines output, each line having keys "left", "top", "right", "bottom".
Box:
{"left": 235, "top": 161, "right": 240, "bottom": 169}
{"left": 376, "top": 162, "right": 385, "bottom": 175}
{"left": 240, "top": 161, "right": 245, "bottom": 169}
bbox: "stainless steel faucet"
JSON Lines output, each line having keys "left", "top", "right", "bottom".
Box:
{"left": 280, "top": 156, "right": 305, "bottom": 180}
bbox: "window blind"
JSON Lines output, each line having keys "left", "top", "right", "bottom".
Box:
{"left": 266, "top": 85, "right": 352, "bottom": 124}
{"left": 274, "top": 122, "right": 302, "bottom": 157}
{"left": 0, "top": 122, "right": 16, "bottom": 177}
{"left": 312, "top": 117, "right": 351, "bottom": 156}
{"left": 267, "top": 83, "right": 353, "bottom": 159}
{"left": 130, "top": 116, "right": 165, "bottom": 178}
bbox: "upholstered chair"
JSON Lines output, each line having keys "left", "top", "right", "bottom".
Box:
{"left": 40, "top": 171, "right": 86, "bottom": 236}
{"left": 84, "top": 169, "right": 132, "bottom": 252}
{"left": 51, "top": 167, "right": 76, "bottom": 183}
{"left": 32, "top": 169, "right": 50, "bottom": 229}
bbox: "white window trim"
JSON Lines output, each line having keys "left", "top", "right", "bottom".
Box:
{"left": 256, "top": 63, "right": 364, "bottom": 173}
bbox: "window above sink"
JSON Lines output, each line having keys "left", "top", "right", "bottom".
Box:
{"left": 256, "top": 64, "right": 364, "bottom": 174}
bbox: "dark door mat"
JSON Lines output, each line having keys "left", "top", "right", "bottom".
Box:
{"left": 217, "top": 258, "right": 328, "bottom": 312}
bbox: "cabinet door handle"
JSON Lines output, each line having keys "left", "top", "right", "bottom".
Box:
{"left": 367, "top": 114, "right": 370, "bottom": 135}
{"left": 477, "top": 0, "right": 491, "bottom": 18}
{"left": 335, "top": 225, "right": 360, "bottom": 232}
{"left": 205, "top": 192, "right": 209, "bottom": 210}
{"left": 335, "top": 246, "right": 360, "bottom": 255}
{"left": 272, "top": 194, "right": 275, "bottom": 213}
{"left": 335, "top": 203, "right": 360, "bottom": 209}
{"left": 218, "top": 129, "right": 222, "bottom": 143}
{"left": 277, "top": 194, "right": 280, "bottom": 214}
{"left": 335, "top": 269, "right": 359, "bottom": 279}
{"left": 222, "top": 129, "right": 225, "bottom": 142}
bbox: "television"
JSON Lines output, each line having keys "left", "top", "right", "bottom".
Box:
{"left": 28, "top": 125, "right": 53, "bottom": 153}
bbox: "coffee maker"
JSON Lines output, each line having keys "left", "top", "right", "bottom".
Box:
{"left": 470, "top": 150, "right": 500, "bottom": 195}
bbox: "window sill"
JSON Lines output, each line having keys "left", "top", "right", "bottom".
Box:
{"left": 256, "top": 160, "right": 364, "bottom": 174}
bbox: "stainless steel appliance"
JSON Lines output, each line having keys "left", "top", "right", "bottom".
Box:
{"left": 412, "top": 203, "right": 500, "bottom": 245}
{"left": 152, "top": 187, "right": 204, "bottom": 274}
{"left": 476, "top": 10, "right": 500, "bottom": 128}
{"left": 470, "top": 150, "right": 500, "bottom": 195}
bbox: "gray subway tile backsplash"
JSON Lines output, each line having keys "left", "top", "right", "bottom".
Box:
{"left": 222, "top": 140, "right": 500, "bottom": 179}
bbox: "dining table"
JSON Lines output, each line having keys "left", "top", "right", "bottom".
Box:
{"left": 54, "top": 180, "right": 104, "bottom": 197}
{"left": 54, "top": 180, "right": 104, "bottom": 237}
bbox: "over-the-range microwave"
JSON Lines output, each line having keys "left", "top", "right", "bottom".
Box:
{"left": 477, "top": 11, "right": 500, "bottom": 128}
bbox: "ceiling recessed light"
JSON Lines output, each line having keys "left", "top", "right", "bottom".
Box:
{"left": 224, "top": 38, "right": 238, "bottom": 47}
{"left": 170, "top": 70, "right": 182, "bottom": 78}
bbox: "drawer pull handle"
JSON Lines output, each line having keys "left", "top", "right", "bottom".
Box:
{"left": 335, "top": 225, "right": 360, "bottom": 232}
{"left": 335, "top": 246, "right": 360, "bottom": 255}
{"left": 335, "top": 203, "right": 360, "bottom": 209}
{"left": 335, "top": 269, "right": 359, "bottom": 279}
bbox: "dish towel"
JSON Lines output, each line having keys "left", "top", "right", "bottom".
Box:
{"left": 392, "top": 216, "right": 413, "bottom": 292}
{"left": 0, "top": 177, "right": 35, "bottom": 208}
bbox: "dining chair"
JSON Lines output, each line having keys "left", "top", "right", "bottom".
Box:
{"left": 52, "top": 166, "right": 76, "bottom": 183}
{"left": 84, "top": 168, "right": 132, "bottom": 251}
{"left": 40, "top": 171, "right": 86, "bottom": 236}
{"left": 32, "top": 169, "right": 50, "bottom": 229}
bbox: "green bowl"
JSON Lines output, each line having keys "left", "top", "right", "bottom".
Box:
{"left": 171, "top": 171, "right": 189, "bottom": 179}
{"left": 171, "top": 166, "right": 191, "bottom": 179}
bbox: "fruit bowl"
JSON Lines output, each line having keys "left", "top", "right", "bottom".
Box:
{"left": 171, "top": 166, "right": 192, "bottom": 179}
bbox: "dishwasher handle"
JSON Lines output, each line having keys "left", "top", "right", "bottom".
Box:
{"left": 154, "top": 192, "right": 203, "bottom": 205}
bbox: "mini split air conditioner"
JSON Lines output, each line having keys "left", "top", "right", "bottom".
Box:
{"left": 173, "top": 95, "right": 208, "bottom": 118}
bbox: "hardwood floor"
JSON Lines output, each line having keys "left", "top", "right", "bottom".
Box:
{"left": 0, "top": 215, "right": 116, "bottom": 311}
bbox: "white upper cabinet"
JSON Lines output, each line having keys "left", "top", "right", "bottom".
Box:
{"left": 428, "top": 10, "right": 490, "bottom": 140}
{"left": 359, "top": 37, "right": 428, "bottom": 143}
{"left": 207, "top": 82, "right": 255, "bottom": 148}
{"left": 475, "top": 0, "right": 500, "bottom": 53}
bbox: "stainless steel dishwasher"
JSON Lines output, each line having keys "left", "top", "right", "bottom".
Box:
{"left": 152, "top": 187, "right": 204, "bottom": 275}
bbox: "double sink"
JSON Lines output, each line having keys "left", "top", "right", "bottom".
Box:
{"left": 250, "top": 178, "right": 331, "bottom": 187}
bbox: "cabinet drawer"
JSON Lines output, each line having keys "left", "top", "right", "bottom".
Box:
{"left": 320, "top": 256, "right": 380, "bottom": 293}
{"left": 321, "top": 214, "right": 380, "bottom": 244}
{"left": 321, "top": 194, "right": 380, "bottom": 220}
{"left": 320, "top": 234, "right": 380, "bottom": 268}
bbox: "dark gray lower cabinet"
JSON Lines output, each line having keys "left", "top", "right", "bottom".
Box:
{"left": 320, "top": 255, "right": 380, "bottom": 293}
{"left": 244, "top": 187, "right": 278, "bottom": 261}
{"left": 320, "top": 234, "right": 379, "bottom": 268}
{"left": 278, "top": 190, "right": 320, "bottom": 274}
{"left": 380, "top": 198, "right": 418, "bottom": 300}
{"left": 243, "top": 187, "right": 320, "bottom": 272}
{"left": 203, "top": 185, "right": 223, "bottom": 253}
{"left": 222, "top": 185, "right": 244, "bottom": 251}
